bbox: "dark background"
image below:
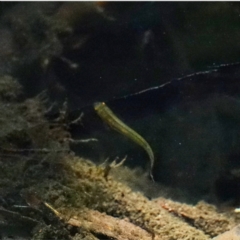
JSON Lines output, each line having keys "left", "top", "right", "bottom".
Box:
{"left": 1, "top": 2, "right": 240, "bottom": 204}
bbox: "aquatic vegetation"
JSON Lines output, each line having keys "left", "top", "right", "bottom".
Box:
{"left": 0, "top": 67, "right": 239, "bottom": 240}
{"left": 154, "top": 198, "right": 233, "bottom": 237}
{"left": 94, "top": 101, "right": 154, "bottom": 181}
{"left": 2, "top": 2, "right": 240, "bottom": 239}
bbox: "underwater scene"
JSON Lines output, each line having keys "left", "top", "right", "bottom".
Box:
{"left": 1, "top": 2, "right": 240, "bottom": 239}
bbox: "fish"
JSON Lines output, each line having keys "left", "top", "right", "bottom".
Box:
{"left": 94, "top": 101, "right": 154, "bottom": 181}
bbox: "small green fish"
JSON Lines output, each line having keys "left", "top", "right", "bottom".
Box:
{"left": 94, "top": 102, "right": 154, "bottom": 181}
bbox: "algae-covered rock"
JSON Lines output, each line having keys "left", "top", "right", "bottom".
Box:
{"left": 0, "top": 71, "right": 237, "bottom": 240}
{"left": 1, "top": 3, "right": 240, "bottom": 240}
{"left": 213, "top": 224, "right": 240, "bottom": 240}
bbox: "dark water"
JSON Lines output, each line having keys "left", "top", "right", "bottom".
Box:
{"left": 2, "top": 2, "right": 240, "bottom": 203}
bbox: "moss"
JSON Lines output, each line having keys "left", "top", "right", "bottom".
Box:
{"left": 43, "top": 156, "right": 208, "bottom": 240}
{"left": 0, "top": 73, "right": 237, "bottom": 240}
{"left": 32, "top": 224, "right": 70, "bottom": 240}
{"left": 154, "top": 198, "right": 235, "bottom": 238}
